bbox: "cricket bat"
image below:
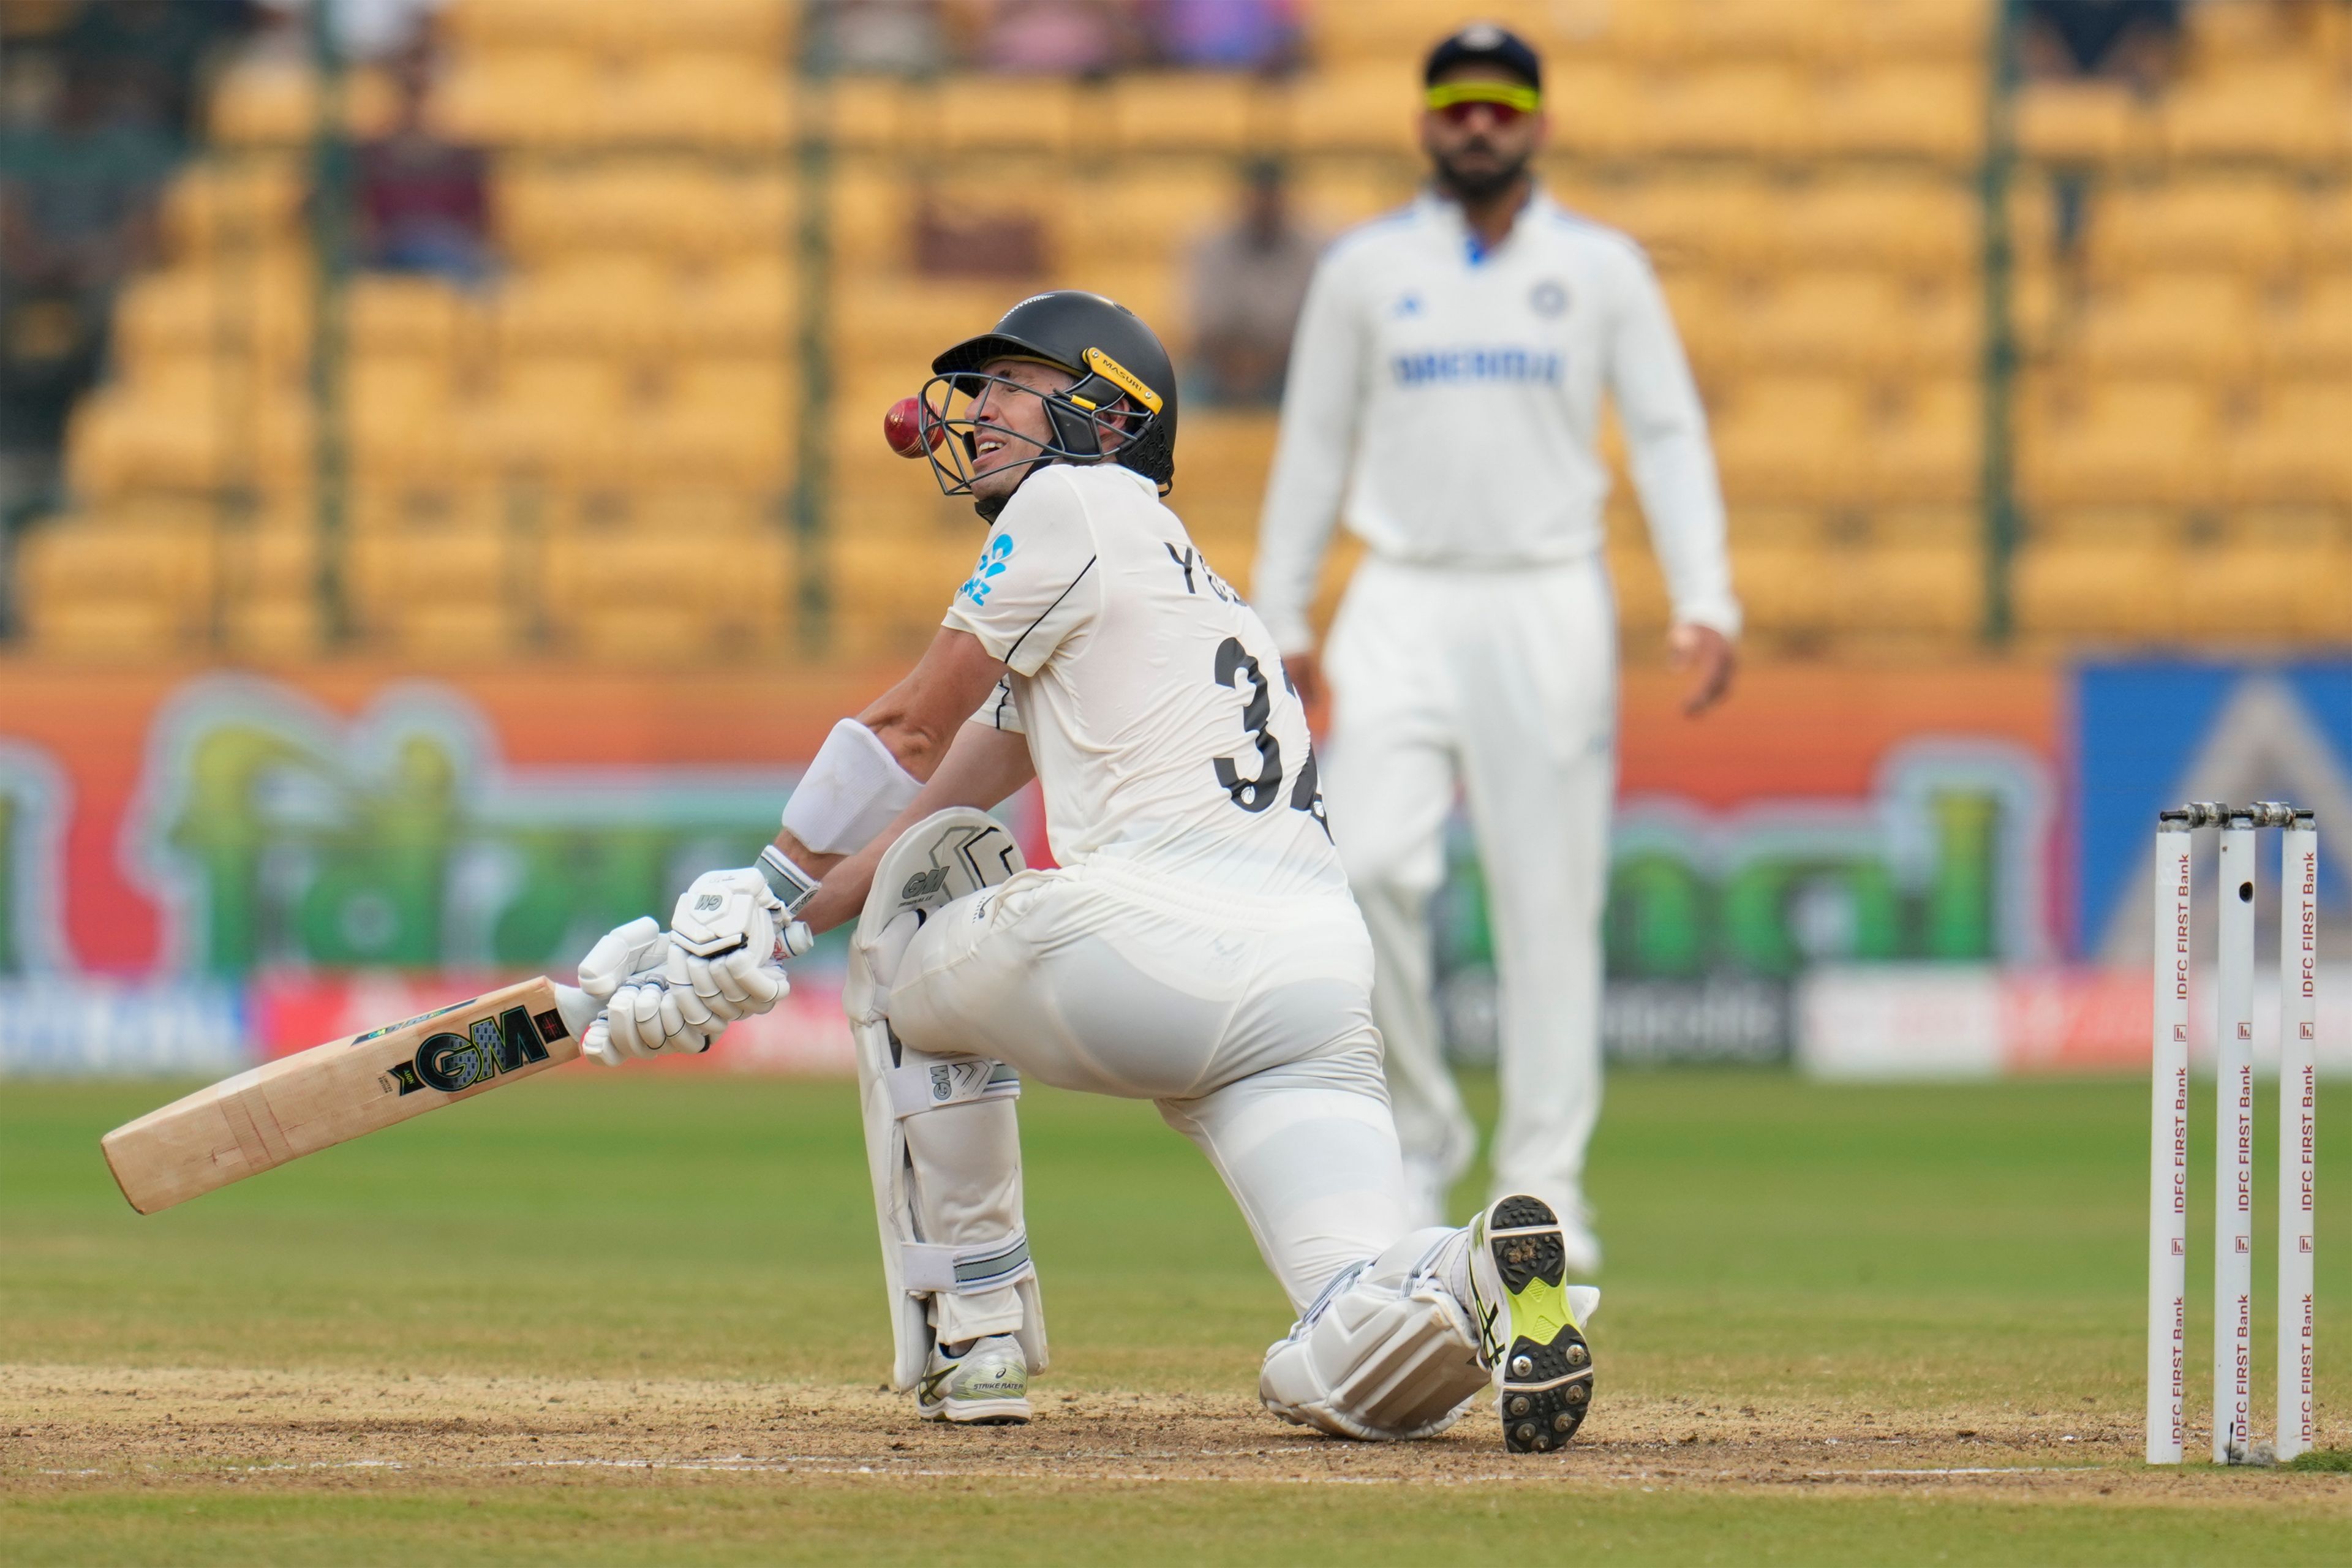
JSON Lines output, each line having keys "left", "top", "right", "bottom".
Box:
{"left": 101, "top": 977, "right": 581, "bottom": 1215}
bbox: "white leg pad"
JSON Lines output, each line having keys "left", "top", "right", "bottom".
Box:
{"left": 845, "top": 807, "right": 1048, "bottom": 1393}
{"left": 1258, "top": 1231, "right": 1492, "bottom": 1442}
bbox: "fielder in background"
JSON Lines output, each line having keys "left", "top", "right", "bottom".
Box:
{"left": 1252, "top": 23, "right": 1741, "bottom": 1264}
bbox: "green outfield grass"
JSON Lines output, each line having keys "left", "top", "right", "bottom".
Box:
{"left": 5, "top": 1068, "right": 2350, "bottom": 1564}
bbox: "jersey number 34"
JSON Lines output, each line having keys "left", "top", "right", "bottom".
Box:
{"left": 1211, "top": 636, "right": 1329, "bottom": 839}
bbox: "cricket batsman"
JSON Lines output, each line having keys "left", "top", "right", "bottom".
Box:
{"left": 1251, "top": 24, "right": 1741, "bottom": 1262}
{"left": 576, "top": 290, "right": 1598, "bottom": 1452}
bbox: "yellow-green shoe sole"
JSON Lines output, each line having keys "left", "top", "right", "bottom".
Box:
{"left": 1486, "top": 1196, "right": 1594, "bottom": 1454}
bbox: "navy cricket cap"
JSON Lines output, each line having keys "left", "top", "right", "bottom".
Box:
{"left": 1423, "top": 21, "right": 1542, "bottom": 91}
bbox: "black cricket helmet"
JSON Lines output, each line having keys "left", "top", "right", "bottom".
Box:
{"left": 918, "top": 289, "right": 1178, "bottom": 514}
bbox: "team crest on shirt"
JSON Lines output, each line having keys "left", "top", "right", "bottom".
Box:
{"left": 959, "top": 532, "right": 1014, "bottom": 605}
{"left": 1529, "top": 279, "right": 1569, "bottom": 317}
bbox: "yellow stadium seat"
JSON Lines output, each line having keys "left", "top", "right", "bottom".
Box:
{"left": 350, "top": 522, "right": 511, "bottom": 616}
{"left": 2175, "top": 543, "right": 2343, "bottom": 639}
{"left": 1622, "top": 64, "right": 1815, "bottom": 159}
{"left": 2184, "top": 0, "right": 2313, "bottom": 66}
{"left": 546, "top": 529, "right": 790, "bottom": 658}
{"left": 18, "top": 518, "right": 216, "bottom": 608}
{"left": 64, "top": 382, "right": 311, "bottom": 497}
{"left": 221, "top": 593, "right": 324, "bottom": 658}
{"left": 346, "top": 276, "right": 470, "bottom": 356}
{"left": 2160, "top": 66, "right": 2337, "bottom": 161}
{"left": 2013, "top": 541, "right": 2177, "bottom": 639}
{"left": 828, "top": 77, "right": 914, "bottom": 152}
{"left": 207, "top": 61, "right": 394, "bottom": 146}
{"left": 1295, "top": 165, "right": 1415, "bottom": 233}
{"left": 1572, "top": 175, "right": 1776, "bottom": 271}
{"left": 2263, "top": 274, "right": 2352, "bottom": 372}
{"left": 2086, "top": 178, "right": 2301, "bottom": 279}
{"left": 381, "top": 601, "right": 533, "bottom": 660}
{"left": 2224, "top": 382, "right": 2352, "bottom": 504}
{"left": 1280, "top": 67, "right": 1418, "bottom": 155}
{"left": 1174, "top": 410, "right": 1278, "bottom": 510}
{"left": 1065, "top": 165, "right": 1243, "bottom": 265}
{"left": 673, "top": 257, "right": 795, "bottom": 353}
{"left": 436, "top": 51, "right": 603, "bottom": 147}
{"left": 2016, "top": 378, "right": 2225, "bottom": 507}
{"left": 1812, "top": 63, "right": 1985, "bottom": 161}
{"left": 600, "top": 55, "right": 791, "bottom": 148}
{"left": 499, "top": 160, "right": 790, "bottom": 263}
{"left": 1771, "top": 175, "right": 1975, "bottom": 273}
{"left": 22, "top": 594, "right": 195, "bottom": 658}
{"left": 1867, "top": 379, "right": 1981, "bottom": 505}
{"left": 929, "top": 76, "right": 1080, "bottom": 156}
{"left": 834, "top": 276, "right": 1020, "bottom": 370}
{"left": 599, "top": 0, "right": 792, "bottom": 56}
{"left": 219, "top": 519, "right": 319, "bottom": 598}
{"left": 159, "top": 156, "right": 304, "bottom": 255}
{"left": 2074, "top": 271, "right": 2260, "bottom": 376}
{"left": 1604, "top": 0, "right": 1826, "bottom": 62}
{"left": 1109, "top": 73, "right": 1264, "bottom": 154}
{"left": 1606, "top": 540, "right": 1672, "bottom": 636}
{"left": 1719, "top": 271, "right": 1976, "bottom": 375}
{"left": 2304, "top": 187, "right": 2352, "bottom": 267}
{"left": 494, "top": 257, "right": 673, "bottom": 354}
{"left": 1708, "top": 375, "right": 1868, "bottom": 503}
{"left": 112, "top": 260, "right": 311, "bottom": 368}
{"left": 1828, "top": 0, "right": 1994, "bottom": 62}
{"left": 2013, "top": 81, "right": 2155, "bottom": 163}
{"left": 442, "top": 0, "right": 599, "bottom": 51}
{"left": 1306, "top": 0, "right": 1471, "bottom": 64}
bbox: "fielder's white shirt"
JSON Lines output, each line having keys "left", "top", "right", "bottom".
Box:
{"left": 1253, "top": 186, "right": 1739, "bottom": 652}
{"left": 943, "top": 463, "right": 1346, "bottom": 900}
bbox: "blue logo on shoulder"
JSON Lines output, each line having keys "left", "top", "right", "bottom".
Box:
{"left": 959, "top": 532, "right": 1015, "bottom": 606}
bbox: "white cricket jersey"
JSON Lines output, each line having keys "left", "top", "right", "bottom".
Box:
{"left": 941, "top": 463, "right": 1346, "bottom": 901}
{"left": 1252, "top": 186, "right": 1739, "bottom": 652}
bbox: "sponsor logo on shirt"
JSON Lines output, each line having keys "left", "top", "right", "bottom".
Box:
{"left": 959, "top": 532, "right": 1014, "bottom": 605}
{"left": 1390, "top": 345, "right": 1563, "bottom": 387}
{"left": 1529, "top": 279, "right": 1569, "bottom": 317}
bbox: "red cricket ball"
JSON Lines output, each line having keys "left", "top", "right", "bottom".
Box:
{"left": 883, "top": 396, "right": 943, "bottom": 458}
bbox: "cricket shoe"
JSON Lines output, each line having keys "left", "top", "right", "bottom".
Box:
{"left": 917, "top": 1334, "right": 1031, "bottom": 1425}
{"left": 1450, "top": 1195, "right": 1598, "bottom": 1453}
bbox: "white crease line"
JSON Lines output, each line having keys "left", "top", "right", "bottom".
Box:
{"left": 26, "top": 1456, "right": 2123, "bottom": 1487}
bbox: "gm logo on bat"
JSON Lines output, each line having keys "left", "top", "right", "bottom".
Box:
{"left": 378, "top": 1005, "right": 571, "bottom": 1097}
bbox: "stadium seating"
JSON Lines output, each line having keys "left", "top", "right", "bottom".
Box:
{"left": 20, "top": 0, "right": 2352, "bottom": 663}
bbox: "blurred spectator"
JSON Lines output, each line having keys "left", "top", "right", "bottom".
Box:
{"left": 1145, "top": 0, "right": 1304, "bottom": 72}
{"left": 2019, "top": 1, "right": 2183, "bottom": 92}
{"left": 254, "top": 0, "right": 450, "bottom": 64}
{"left": 58, "top": 0, "right": 258, "bottom": 143}
{"left": 957, "top": 0, "right": 1145, "bottom": 75}
{"left": 0, "top": 61, "right": 178, "bottom": 627}
{"left": 1185, "top": 159, "right": 1321, "bottom": 407}
{"left": 913, "top": 188, "right": 1048, "bottom": 278}
{"left": 347, "top": 39, "right": 489, "bottom": 282}
{"left": 807, "top": 0, "right": 951, "bottom": 75}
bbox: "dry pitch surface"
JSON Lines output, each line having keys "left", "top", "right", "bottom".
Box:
{"left": 7, "top": 1074, "right": 2351, "bottom": 1564}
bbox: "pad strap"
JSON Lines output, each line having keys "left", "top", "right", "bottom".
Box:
{"left": 888, "top": 1057, "right": 1021, "bottom": 1119}
{"left": 902, "top": 1232, "right": 1033, "bottom": 1294}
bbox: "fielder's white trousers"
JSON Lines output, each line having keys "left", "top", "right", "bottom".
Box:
{"left": 883, "top": 860, "right": 1413, "bottom": 1328}
{"left": 1321, "top": 553, "right": 1616, "bottom": 1232}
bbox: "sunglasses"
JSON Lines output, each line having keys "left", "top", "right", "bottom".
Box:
{"left": 1425, "top": 81, "right": 1541, "bottom": 126}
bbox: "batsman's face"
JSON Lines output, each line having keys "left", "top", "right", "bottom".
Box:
{"left": 966, "top": 358, "right": 1077, "bottom": 505}
{"left": 1420, "top": 67, "right": 1547, "bottom": 199}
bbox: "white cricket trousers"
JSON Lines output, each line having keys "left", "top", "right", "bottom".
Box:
{"left": 1321, "top": 553, "right": 1617, "bottom": 1231}
{"left": 882, "top": 859, "right": 1414, "bottom": 1329}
